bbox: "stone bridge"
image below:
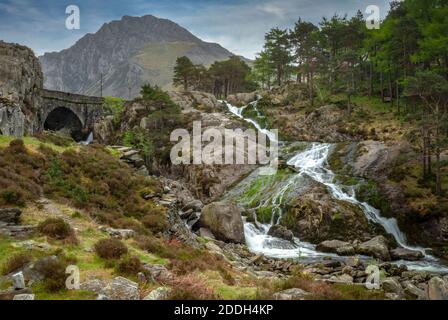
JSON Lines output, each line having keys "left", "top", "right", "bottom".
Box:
{"left": 40, "top": 89, "right": 105, "bottom": 141}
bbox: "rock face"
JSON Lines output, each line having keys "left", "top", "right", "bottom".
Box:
{"left": 227, "top": 92, "right": 258, "bottom": 106}
{"left": 0, "top": 41, "right": 43, "bottom": 136}
{"left": 281, "top": 182, "right": 375, "bottom": 243}
{"left": 168, "top": 91, "right": 223, "bottom": 113}
{"left": 200, "top": 201, "right": 245, "bottom": 243}
{"left": 39, "top": 15, "right": 240, "bottom": 98}
{"left": 356, "top": 236, "right": 391, "bottom": 261}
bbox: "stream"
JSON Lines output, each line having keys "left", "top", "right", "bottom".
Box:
{"left": 222, "top": 99, "right": 448, "bottom": 273}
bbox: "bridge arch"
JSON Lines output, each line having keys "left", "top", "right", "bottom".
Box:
{"left": 43, "top": 106, "right": 85, "bottom": 141}
{"left": 40, "top": 89, "right": 105, "bottom": 142}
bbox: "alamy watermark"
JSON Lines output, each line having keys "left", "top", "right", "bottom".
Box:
{"left": 365, "top": 5, "right": 380, "bottom": 30}
{"left": 170, "top": 121, "right": 279, "bottom": 176}
{"left": 66, "top": 5, "right": 80, "bottom": 30}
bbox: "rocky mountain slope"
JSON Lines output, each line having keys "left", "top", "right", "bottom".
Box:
{"left": 39, "top": 15, "right": 237, "bottom": 98}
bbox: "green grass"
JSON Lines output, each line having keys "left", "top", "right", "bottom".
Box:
{"left": 32, "top": 282, "right": 97, "bottom": 300}
{"left": 0, "top": 135, "right": 75, "bottom": 153}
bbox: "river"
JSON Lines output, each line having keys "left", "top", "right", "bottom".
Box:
{"left": 221, "top": 98, "right": 448, "bottom": 273}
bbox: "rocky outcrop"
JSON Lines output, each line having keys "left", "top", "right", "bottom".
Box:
{"left": 227, "top": 92, "right": 258, "bottom": 107}
{"left": 0, "top": 208, "right": 35, "bottom": 238}
{"left": 168, "top": 91, "right": 223, "bottom": 113}
{"left": 281, "top": 182, "right": 376, "bottom": 243}
{"left": 200, "top": 201, "right": 245, "bottom": 243}
{"left": 0, "top": 41, "right": 43, "bottom": 136}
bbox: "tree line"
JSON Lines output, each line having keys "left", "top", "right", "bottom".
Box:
{"left": 252, "top": 0, "right": 447, "bottom": 194}
{"left": 173, "top": 56, "right": 257, "bottom": 98}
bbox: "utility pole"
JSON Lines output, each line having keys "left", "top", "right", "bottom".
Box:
{"left": 100, "top": 73, "right": 103, "bottom": 97}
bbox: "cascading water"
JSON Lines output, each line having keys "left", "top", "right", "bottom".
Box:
{"left": 224, "top": 98, "right": 448, "bottom": 272}
{"left": 80, "top": 132, "right": 93, "bottom": 145}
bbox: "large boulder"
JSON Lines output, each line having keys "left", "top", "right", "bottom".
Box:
{"left": 316, "top": 240, "right": 354, "bottom": 255}
{"left": 200, "top": 201, "right": 245, "bottom": 243}
{"left": 390, "top": 248, "right": 424, "bottom": 261}
{"left": 102, "top": 277, "right": 139, "bottom": 300}
{"left": 356, "top": 236, "right": 391, "bottom": 261}
{"left": 267, "top": 225, "right": 295, "bottom": 243}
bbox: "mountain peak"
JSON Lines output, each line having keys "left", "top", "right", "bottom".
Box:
{"left": 39, "top": 15, "right": 236, "bottom": 98}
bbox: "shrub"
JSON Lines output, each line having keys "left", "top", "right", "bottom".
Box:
{"left": 94, "top": 238, "right": 128, "bottom": 260}
{"left": 141, "top": 211, "right": 168, "bottom": 233}
{"left": 38, "top": 218, "right": 76, "bottom": 242}
{"left": 0, "top": 186, "right": 25, "bottom": 206}
{"left": 34, "top": 257, "right": 68, "bottom": 292}
{"left": 1, "top": 253, "right": 32, "bottom": 275}
{"left": 115, "top": 255, "right": 142, "bottom": 276}
{"left": 168, "top": 275, "right": 217, "bottom": 300}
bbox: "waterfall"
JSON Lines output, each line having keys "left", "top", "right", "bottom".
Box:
{"left": 224, "top": 98, "right": 448, "bottom": 272}
{"left": 80, "top": 132, "right": 93, "bottom": 145}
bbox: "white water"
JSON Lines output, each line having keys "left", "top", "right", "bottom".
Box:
{"left": 80, "top": 132, "right": 93, "bottom": 145}
{"left": 224, "top": 99, "right": 448, "bottom": 272}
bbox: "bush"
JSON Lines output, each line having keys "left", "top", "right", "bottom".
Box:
{"left": 38, "top": 218, "right": 76, "bottom": 242}
{"left": 34, "top": 257, "right": 68, "bottom": 292}
{"left": 1, "top": 253, "right": 32, "bottom": 275}
{"left": 141, "top": 211, "right": 168, "bottom": 233}
{"left": 115, "top": 255, "right": 142, "bottom": 276}
{"left": 94, "top": 238, "right": 128, "bottom": 260}
{"left": 168, "top": 275, "right": 217, "bottom": 300}
{"left": 0, "top": 187, "right": 25, "bottom": 206}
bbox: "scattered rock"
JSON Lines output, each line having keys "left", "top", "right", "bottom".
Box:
{"left": 402, "top": 281, "right": 426, "bottom": 300}
{"left": 273, "top": 288, "right": 309, "bottom": 300}
{"left": 356, "top": 236, "right": 391, "bottom": 261}
{"left": 142, "top": 264, "right": 173, "bottom": 282}
{"left": 143, "top": 287, "right": 172, "bottom": 300}
{"left": 12, "top": 272, "right": 25, "bottom": 290}
{"left": 267, "top": 225, "right": 295, "bottom": 243}
{"left": 80, "top": 279, "right": 108, "bottom": 293}
{"left": 390, "top": 248, "right": 424, "bottom": 261}
{"left": 182, "top": 200, "right": 203, "bottom": 212}
{"left": 200, "top": 201, "right": 245, "bottom": 243}
{"left": 427, "top": 277, "right": 448, "bottom": 300}
{"left": 100, "top": 226, "right": 135, "bottom": 240}
{"left": 13, "top": 294, "right": 34, "bottom": 300}
{"left": 102, "top": 277, "right": 139, "bottom": 300}
{"left": 382, "top": 278, "right": 402, "bottom": 294}
{"left": 199, "top": 227, "right": 216, "bottom": 240}
{"left": 0, "top": 288, "right": 32, "bottom": 300}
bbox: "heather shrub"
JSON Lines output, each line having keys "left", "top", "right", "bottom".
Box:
{"left": 94, "top": 238, "right": 128, "bottom": 260}
{"left": 34, "top": 257, "right": 68, "bottom": 292}
{"left": 1, "top": 253, "right": 32, "bottom": 275}
{"left": 115, "top": 255, "right": 142, "bottom": 276}
{"left": 168, "top": 275, "right": 217, "bottom": 300}
{"left": 38, "top": 218, "right": 76, "bottom": 243}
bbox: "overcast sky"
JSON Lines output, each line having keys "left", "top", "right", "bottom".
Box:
{"left": 0, "top": 0, "right": 392, "bottom": 59}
